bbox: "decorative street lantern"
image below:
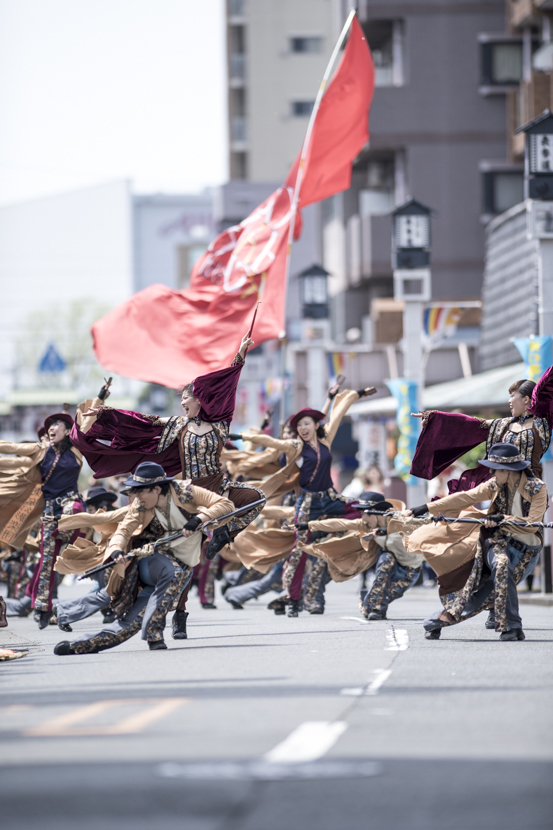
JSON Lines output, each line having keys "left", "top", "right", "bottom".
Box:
{"left": 515, "top": 108, "right": 553, "bottom": 200}
{"left": 299, "top": 263, "right": 329, "bottom": 319}
{"left": 391, "top": 198, "right": 431, "bottom": 269}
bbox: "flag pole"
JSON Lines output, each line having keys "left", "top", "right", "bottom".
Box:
{"left": 278, "top": 9, "right": 357, "bottom": 428}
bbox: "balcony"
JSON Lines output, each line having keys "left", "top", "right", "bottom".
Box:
{"left": 230, "top": 116, "right": 248, "bottom": 149}
{"left": 229, "top": 53, "right": 246, "bottom": 85}
{"left": 508, "top": 70, "right": 551, "bottom": 158}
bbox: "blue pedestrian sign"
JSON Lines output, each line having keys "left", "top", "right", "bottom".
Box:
{"left": 38, "top": 343, "right": 67, "bottom": 373}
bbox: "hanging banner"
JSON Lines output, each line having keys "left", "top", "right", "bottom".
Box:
{"left": 513, "top": 335, "right": 553, "bottom": 382}
{"left": 387, "top": 379, "right": 421, "bottom": 484}
{"left": 514, "top": 336, "right": 553, "bottom": 460}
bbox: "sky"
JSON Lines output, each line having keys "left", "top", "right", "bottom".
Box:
{"left": 0, "top": 0, "right": 227, "bottom": 205}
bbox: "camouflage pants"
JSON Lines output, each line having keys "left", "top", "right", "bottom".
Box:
{"left": 32, "top": 496, "right": 84, "bottom": 612}
{"left": 283, "top": 488, "right": 347, "bottom": 603}
{"left": 303, "top": 558, "right": 329, "bottom": 612}
{"left": 363, "top": 551, "right": 420, "bottom": 615}
{"left": 70, "top": 553, "right": 191, "bottom": 654}
{"left": 485, "top": 538, "right": 525, "bottom": 634}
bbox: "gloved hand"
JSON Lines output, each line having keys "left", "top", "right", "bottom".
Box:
{"left": 295, "top": 522, "right": 309, "bottom": 531}
{"left": 183, "top": 516, "right": 203, "bottom": 532}
{"left": 108, "top": 549, "right": 125, "bottom": 563}
{"left": 374, "top": 528, "right": 387, "bottom": 536}
{"left": 410, "top": 504, "right": 428, "bottom": 517}
{"left": 486, "top": 513, "right": 505, "bottom": 524}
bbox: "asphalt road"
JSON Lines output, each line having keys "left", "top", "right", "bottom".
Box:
{"left": 1, "top": 578, "right": 552, "bottom": 830}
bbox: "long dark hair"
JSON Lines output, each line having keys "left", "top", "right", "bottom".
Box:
{"left": 56, "top": 435, "right": 73, "bottom": 454}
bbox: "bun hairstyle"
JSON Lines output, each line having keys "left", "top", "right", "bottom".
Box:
{"left": 316, "top": 424, "right": 325, "bottom": 439}
{"left": 509, "top": 379, "right": 536, "bottom": 400}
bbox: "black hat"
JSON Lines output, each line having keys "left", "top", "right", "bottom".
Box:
{"left": 122, "top": 462, "right": 173, "bottom": 489}
{"left": 359, "top": 491, "right": 386, "bottom": 505}
{"left": 365, "top": 500, "right": 394, "bottom": 513}
{"left": 85, "top": 486, "right": 118, "bottom": 507}
{"left": 478, "top": 442, "right": 530, "bottom": 472}
{"left": 44, "top": 412, "right": 74, "bottom": 432}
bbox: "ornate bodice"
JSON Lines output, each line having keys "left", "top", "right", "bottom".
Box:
{"left": 181, "top": 427, "right": 225, "bottom": 480}
{"left": 486, "top": 417, "right": 551, "bottom": 464}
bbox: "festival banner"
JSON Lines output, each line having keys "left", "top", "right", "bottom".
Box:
{"left": 513, "top": 335, "right": 553, "bottom": 382}
{"left": 387, "top": 379, "right": 421, "bottom": 484}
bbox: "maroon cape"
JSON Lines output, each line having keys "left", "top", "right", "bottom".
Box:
{"left": 71, "top": 364, "right": 243, "bottom": 479}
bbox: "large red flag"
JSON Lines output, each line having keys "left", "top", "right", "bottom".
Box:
{"left": 92, "top": 16, "right": 374, "bottom": 387}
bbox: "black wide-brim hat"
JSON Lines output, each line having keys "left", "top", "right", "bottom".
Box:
{"left": 122, "top": 462, "right": 174, "bottom": 489}
{"left": 85, "top": 486, "right": 118, "bottom": 506}
{"left": 289, "top": 408, "right": 326, "bottom": 432}
{"left": 478, "top": 442, "right": 530, "bottom": 471}
{"left": 44, "top": 412, "right": 74, "bottom": 432}
{"left": 365, "top": 500, "right": 395, "bottom": 513}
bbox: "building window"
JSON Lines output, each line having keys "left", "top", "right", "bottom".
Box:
{"left": 359, "top": 156, "right": 395, "bottom": 215}
{"left": 480, "top": 41, "right": 523, "bottom": 86}
{"left": 290, "top": 36, "right": 323, "bottom": 53}
{"left": 482, "top": 171, "right": 524, "bottom": 214}
{"left": 231, "top": 151, "right": 248, "bottom": 180}
{"left": 363, "top": 19, "right": 403, "bottom": 87}
{"left": 291, "top": 100, "right": 315, "bottom": 117}
{"left": 177, "top": 244, "right": 207, "bottom": 289}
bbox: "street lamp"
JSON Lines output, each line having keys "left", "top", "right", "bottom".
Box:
{"left": 299, "top": 263, "right": 329, "bottom": 319}
{"left": 389, "top": 198, "right": 433, "bottom": 506}
{"left": 516, "top": 108, "right": 553, "bottom": 200}
{"left": 298, "top": 264, "right": 330, "bottom": 412}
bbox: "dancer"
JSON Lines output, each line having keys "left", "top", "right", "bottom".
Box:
{"left": 241, "top": 385, "right": 376, "bottom": 615}
{"left": 404, "top": 443, "right": 546, "bottom": 641}
{"left": 71, "top": 334, "right": 265, "bottom": 634}
{"left": 0, "top": 413, "right": 85, "bottom": 628}
{"left": 411, "top": 370, "right": 553, "bottom": 493}
{"left": 54, "top": 486, "right": 121, "bottom": 632}
{"left": 54, "top": 462, "right": 233, "bottom": 655}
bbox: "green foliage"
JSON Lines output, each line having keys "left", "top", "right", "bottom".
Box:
{"left": 458, "top": 441, "right": 487, "bottom": 469}
{"left": 15, "top": 299, "right": 111, "bottom": 391}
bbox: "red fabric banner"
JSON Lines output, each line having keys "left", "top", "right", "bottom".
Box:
{"left": 92, "top": 16, "right": 374, "bottom": 388}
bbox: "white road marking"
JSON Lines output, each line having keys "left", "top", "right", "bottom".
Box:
{"left": 340, "top": 668, "right": 392, "bottom": 697}
{"left": 366, "top": 669, "right": 393, "bottom": 695}
{"left": 263, "top": 721, "right": 348, "bottom": 763}
{"left": 340, "top": 616, "right": 369, "bottom": 624}
{"left": 385, "top": 628, "right": 409, "bottom": 651}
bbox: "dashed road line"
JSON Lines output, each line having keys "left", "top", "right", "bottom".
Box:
{"left": 263, "top": 720, "right": 348, "bottom": 763}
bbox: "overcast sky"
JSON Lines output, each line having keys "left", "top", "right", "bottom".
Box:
{"left": 0, "top": 0, "right": 227, "bottom": 205}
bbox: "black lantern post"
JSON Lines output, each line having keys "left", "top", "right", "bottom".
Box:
{"left": 516, "top": 108, "right": 553, "bottom": 200}
{"left": 299, "top": 264, "right": 329, "bottom": 319}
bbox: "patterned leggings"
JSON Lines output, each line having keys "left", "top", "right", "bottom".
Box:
{"left": 71, "top": 553, "right": 191, "bottom": 654}
{"left": 30, "top": 497, "right": 84, "bottom": 612}
{"left": 283, "top": 490, "right": 346, "bottom": 605}
{"left": 363, "top": 552, "right": 420, "bottom": 615}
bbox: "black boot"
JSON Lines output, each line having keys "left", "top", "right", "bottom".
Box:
{"left": 38, "top": 610, "right": 51, "bottom": 630}
{"left": 206, "top": 526, "right": 232, "bottom": 560}
{"left": 367, "top": 609, "right": 387, "bottom": 621}
{"left": 58, "top": 622, "right": 73, "bottom": 633}
{"left": 148, "top": 640, "right": 168, "bottom": 650}
{"left": 54, "top": 641, "right": 75, "bottom": 655}
{"left": 425, "top": 628, "right": 441, "bottom": 640}
{"left": 287, "top": 599, "right": 300, "bottom": 617}
{"left": 102, "top": 610, "right": 116, "bottom": 624}
{"left": 172, "top": 610, "right": 188, "bottom": 640}
{"left": 485, "top": 611, "right": 495, "bottom": 630}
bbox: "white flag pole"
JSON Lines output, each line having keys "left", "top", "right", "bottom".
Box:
{"left": 279, "top": 9, "right": 357, "bottom": 428}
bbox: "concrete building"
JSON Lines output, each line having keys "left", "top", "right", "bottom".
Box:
{"left": 0, "top": 182, "right": 215, "bottom": 438}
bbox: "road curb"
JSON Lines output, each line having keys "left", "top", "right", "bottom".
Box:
{"left": 518, "top": 594, "right": 553, "bottom": 607}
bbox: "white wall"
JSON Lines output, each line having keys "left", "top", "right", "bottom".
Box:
{"left": 0, "top": 180, "right": 133, "bottom": 397}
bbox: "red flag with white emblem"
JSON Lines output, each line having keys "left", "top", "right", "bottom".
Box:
{"left": 92, "top": 15, "right": 374, "bottom": 386}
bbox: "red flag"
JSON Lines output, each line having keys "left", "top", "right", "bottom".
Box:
{"left": 285, "top": 16, "right": 374, "bottom": 207}
{"left": 92, "top": 15, "right": 374, "bottom": 388}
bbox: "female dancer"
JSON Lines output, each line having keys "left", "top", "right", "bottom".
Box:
{"left": 0, "top": 413, "right": 85, "bottom": 628}
{"left": 241, "top": 385, "right": 376, "bottom": 616}
{"left": 411, "top": 370, "right": 553, "bottom": 493}
{"left": 71, "top": 334, "right": 265, "bottom": 633}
